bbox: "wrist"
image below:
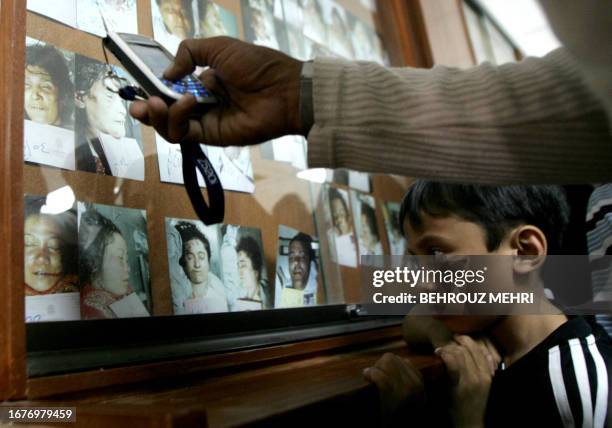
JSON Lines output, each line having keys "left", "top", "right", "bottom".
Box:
{"left": 285, "top": 59, "right": 305, "bottom": 136}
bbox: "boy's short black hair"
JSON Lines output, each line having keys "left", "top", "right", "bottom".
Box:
{"left": 399, "top": 181, "right": 570, "bottom": 253}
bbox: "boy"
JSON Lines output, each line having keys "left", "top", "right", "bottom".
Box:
{"left": 364, "top": 181, "right": 611, "bottom": 427}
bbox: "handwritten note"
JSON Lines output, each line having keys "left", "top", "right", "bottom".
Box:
{"left": 98, "top": 134, "right": 144, "bottom": 181}
{"left": 25, "top": 292, "right": 81, "bottom": 322}
{"left": 109, "top": 292, "right": 150, "bottom": 318}
{"left": 24, "top": 120, "right": 76, "bottom": 170}
{"left": 155, "top": 133, "right": 206, "bottom": 186}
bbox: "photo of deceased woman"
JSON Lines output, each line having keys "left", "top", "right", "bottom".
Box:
{"left": 78, "top": 203, "right": 151, "bottom": 319}
{"left": 221, "top": 225, "right": 271, "bottom": 311}
{"left": 166, "top": 219, "right": 231, "bottom": 314}
{"left": 24, "top": 195, "right": 80, "bottom": 322}
{"left": 24, "top": 39, "right": 76, "bottom": 170}
{"left": 350, "top": 190, "right": 383, "bottom": 259}
{"left": 74, "top": 55, "right": 144, "bottom": 180}
{"left": 382, "top": 201, "right": 407, "bottom": 256}
{"left": 324, "top": 186, "right": 357, "bottom": 267}
{"left": 275, "top": 225, "right": 321, "bottom": 308}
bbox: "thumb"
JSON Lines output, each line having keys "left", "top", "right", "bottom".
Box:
{"left": 164, "top": 37, "right": 229, "bottom": 81}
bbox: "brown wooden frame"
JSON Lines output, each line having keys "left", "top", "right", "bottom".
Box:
{"left": 0, "top": 0, "right": 27, "bottom": 402}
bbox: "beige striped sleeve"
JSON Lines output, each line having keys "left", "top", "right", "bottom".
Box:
{"left": 307, "top": 48, "right": 612, "bottom": 184}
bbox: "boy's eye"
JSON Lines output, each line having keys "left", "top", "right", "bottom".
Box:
{"left": 430, "top": 248, "right": 445, "bottom": 256}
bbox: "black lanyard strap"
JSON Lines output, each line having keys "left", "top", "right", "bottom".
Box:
{"left": 181, "top": 142, "right": 225, "bottom": 225}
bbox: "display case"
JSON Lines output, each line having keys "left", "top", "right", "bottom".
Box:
{"left": 0, "top": 0, "right": 475, "bottom": 404}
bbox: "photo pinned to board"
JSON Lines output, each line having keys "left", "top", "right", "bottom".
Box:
{"left": 156, "top": 133, "right": 255, "bottom": 194}
{"left": 24, "top": 37, "right": 76, "bottom": 171}
{"left": 27, "top": 0, "right": 138, "bottom": 38}
{"left": 24, "top": 194, "right": 80, "bottom": 322}
{"left": 350, "top": 190, "right": 384, "bottom": 259}
{"left": 275, "top": 225, "right": 322, "bottom": 308}
{"left": 78, "top": 201, "right": 152, "bottom": 319}
{"left": 74, "top": 54, "right": 145, "bottom": 180}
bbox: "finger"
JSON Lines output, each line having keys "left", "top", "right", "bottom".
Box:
{"left": 454, "top": 335, "right": 490, "bottom": 378}
{"left": 363, "top": 366, "right": 393, "bottom": 391}
{"left": 437, "top": 348, "right": 462, "bottom": 385}
{"left": 146, "top": 96, "right": 170, "bottom": 140}
{"left": 481, "top": 337, "right": 502, "bottom": 367}
{"left": 476, "top": 340, "right": 496, "bottom": 376}
{"left": 164, "top": 37, "right": 232, "bottom": 80}
{"left": 373, "top": 353, "right": 397, "bottom": 374}
{"left": 167, "top": 94, "right": 202, "bottom": 143}
{"left": 129, "top": 101, "right": 151, "bottom": 125}
{"left": 199, "top": 68, "right": 221, "bottom": 94}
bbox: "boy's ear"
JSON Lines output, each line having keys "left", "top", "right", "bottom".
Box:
{"left": 509, "top": 226, "right": 547, "bottom": 274}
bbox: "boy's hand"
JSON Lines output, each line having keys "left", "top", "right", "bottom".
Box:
{"left": 363, "top": 353, "right": 426, "bottom": 422}
{"left": 129, "top": 37, "right": 304, "bottom": 146}
{"left": 436, "top": 335, "right": 500, "bottom": 428}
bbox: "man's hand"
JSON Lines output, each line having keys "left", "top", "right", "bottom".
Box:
{"left": 129, "top": 37, "right": 304, "bottom": 146}
{"left": 363, "top": 353, "right": 426, "bottom": 423}
{"left": 435, "top": 335, "right": 501, "bottom": 428}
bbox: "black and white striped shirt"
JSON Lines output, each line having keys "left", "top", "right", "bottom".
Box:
{"left": 486, "top": 317, "right": 610, "bottom": 427}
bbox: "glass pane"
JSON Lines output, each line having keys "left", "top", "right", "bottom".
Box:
{"left": 23, "top": 0, "right": 406, "bottom": 329}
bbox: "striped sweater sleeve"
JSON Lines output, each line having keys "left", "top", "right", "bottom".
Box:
{"left": 307, "top": 48, "right": 612, "bottom": 184}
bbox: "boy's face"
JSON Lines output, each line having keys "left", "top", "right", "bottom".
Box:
{"left": 404, "top": 212, "right": 513, "bottom": 333}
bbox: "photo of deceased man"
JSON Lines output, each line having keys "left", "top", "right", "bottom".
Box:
{"left": 350, "top": 190, "right": 383, "bottom": 258}
{"left": 78, "top": 203, "right": 151, "bottom": 319}
{"left": 221, "top": 225, "right": 271, "bottom": 311}
{"left": 24, "top": 39, "right": 76, "bottom": 170}
{"left": 152, "top": 0, "right": 195, "bottom": 53}
{"left": 74, "top": 55, "right": 144, "bottom": 180}
{"left": 166, "top": 219, "right": 231, "bottom": 314}
{"left": 24, "top": 195, "right": 80, "bottom": 322}
{"left": 275, "top": 225, "right": 321, "bottom": 308}
{"left": 325, "top": 186, "right": 357, "bottom": 267}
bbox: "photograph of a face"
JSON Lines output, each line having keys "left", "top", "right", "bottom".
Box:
{"left": 324, "top": 185, "right": 357, "bottom": 267}
{"left": 24, "top": 38, "right": 76, "bottom": 171}
{"left": 260, "top": 136, "right": 307, "bottom": 170}
{"left": 242, "top": 0, "right": 287, "bottom": 51}
{"left": 220, "top": 224, "right": 271, "bottom": 311}
{"left": 76, "top": 0, "right": 138, "bottom": 37}
{"left": 24, "top": 195, "right": 80, "bottom": 322}
{"left": 350, "top": 190, "right": 383, "bottom": 259}
{"left": 196, "top": 1, "right": 239, "bottom": 38}
{"left": 78, "top": 202, "right": 151, "bottom": 319}
{"left": 74, "top": 55, "right": 144, "bottom": 180}
{"left": 152, "top": 0, "right": 239, "bottom": 53}
{"left": 166, "top": 218, "right": 230, "bottom": 315}
{"left": 152, "top": 0, "right": 196, "bottom": 54}
{"left": 382, "top": 201, "right": 406, "bottom": 256}
{"left": 275, "top": 225, "right": 321, "bottom": 308}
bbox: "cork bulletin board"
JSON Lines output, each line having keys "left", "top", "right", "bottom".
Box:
{"left": 22, "top": 0, "right": 411, "bottom": 322}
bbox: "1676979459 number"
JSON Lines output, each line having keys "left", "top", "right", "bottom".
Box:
{"left": 1, "top": 407, "right": 76, "bottom": 423}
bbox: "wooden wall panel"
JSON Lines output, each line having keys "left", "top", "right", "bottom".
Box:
{"left": 0, "top": 0, "right": 27, "bottom": 401}
{"left": 418, "top": 0, "right": 476, "bottom": 67}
